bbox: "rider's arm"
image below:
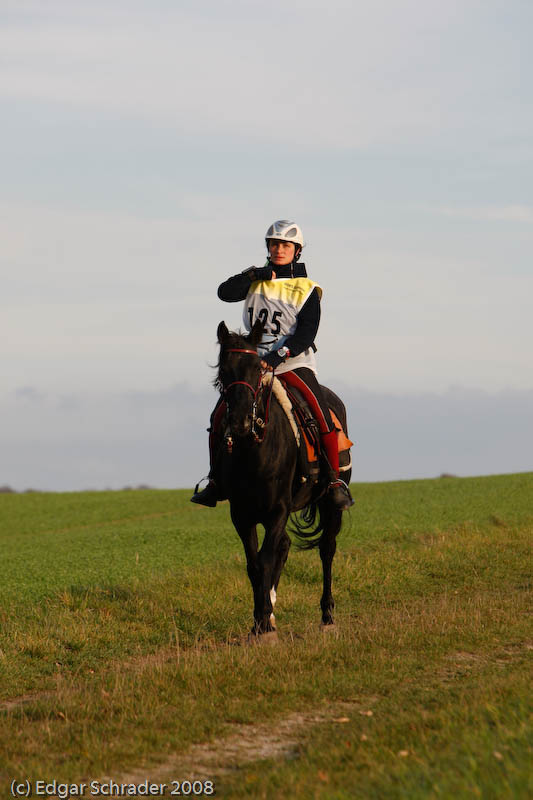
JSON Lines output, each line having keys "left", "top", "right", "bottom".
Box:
{"left": 217, "top": 266, "right": 274, "bottom": 302}
{"left": 262, "top": 289, "right": 321, "bottom": 368}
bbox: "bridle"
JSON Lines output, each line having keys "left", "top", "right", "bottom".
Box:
{"left": 222, "top": 347, "right": 275, "bottom": 448}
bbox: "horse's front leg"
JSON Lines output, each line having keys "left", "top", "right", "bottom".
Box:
{"left": 269, "top": 532, "right": 291, "bottom": 628}
{"left": 230, "top": 506, "right": 262, "bottom": 628}
{"left": 254, "top": 507, "right": 290, "bottom": 634}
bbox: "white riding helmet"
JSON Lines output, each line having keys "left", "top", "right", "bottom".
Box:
{"left": 265, "top": 220, "right": 304, "bottom": 249}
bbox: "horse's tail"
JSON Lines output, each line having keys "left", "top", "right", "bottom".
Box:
{"left": 290, "top": 501, "right": 326, "bottom": 550}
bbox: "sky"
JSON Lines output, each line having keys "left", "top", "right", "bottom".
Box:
{"left": 1, "top": 0, "right": 532, "bottom": 491}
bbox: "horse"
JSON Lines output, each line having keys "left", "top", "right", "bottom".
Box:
{"left": 213, "top": 320, "right": 352, "bottom": 638}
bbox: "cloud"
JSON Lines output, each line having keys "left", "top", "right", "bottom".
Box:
{"left": 341, "top": 385, "right": 533, "bottom": 482}
{"left": 2, "top": 202, "right": 532, "bottom": 397}
{"left": 438, "top": 205, "right": 533, "bottom": 223}
{"left": 1, "top": 382, "right": 532, "bottom": 491}
{"left": 2, "top": 0, "right": 531, "bottom": 151}
{"left": 1, "top": 382, "right": 216, "bottom": 491}
{"left": 1, "top": 1, "right": 532, "bottom": 408}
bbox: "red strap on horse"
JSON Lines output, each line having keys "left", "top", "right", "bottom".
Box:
{"left": 277, "top": 371, "right": 331, "bottom": 434}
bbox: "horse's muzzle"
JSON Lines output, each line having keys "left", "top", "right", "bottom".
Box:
{"left": 229, "top": 414, "right": 253, "bottom": 438}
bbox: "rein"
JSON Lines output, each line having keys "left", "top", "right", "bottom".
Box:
{"left": 226, "top": 348, "right": 258, "bottom": 355}
{"left": 222, "top": 347, "right": 275, "bottom": 448}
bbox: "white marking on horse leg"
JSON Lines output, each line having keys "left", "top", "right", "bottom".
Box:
{"left": 270, "top": 587, "right": 277, "bottom": 626}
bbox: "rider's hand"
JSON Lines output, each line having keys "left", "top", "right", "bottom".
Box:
{"left": 260, "top": 360, "right": 272, "bottom": 371}
{"left": 245, "top": 266, "right": 277, "bottom": 282}
{"left": 262, "top": 350, "right": 286, "bottom": 370}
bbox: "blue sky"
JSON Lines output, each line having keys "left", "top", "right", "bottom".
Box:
{"left": 1, "top": 0, "right": 532, "bottom": 489}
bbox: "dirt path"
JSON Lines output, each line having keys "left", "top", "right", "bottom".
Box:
{"left": 105, "top": 700, "right": 366, "bottom": 786}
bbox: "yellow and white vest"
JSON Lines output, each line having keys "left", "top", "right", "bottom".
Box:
{"left": 243, "top": 277, "right": 322, "bottom": 375}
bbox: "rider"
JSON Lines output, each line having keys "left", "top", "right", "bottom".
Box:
{"left": 191, "top": 220, "right": 354, "bottom": 511}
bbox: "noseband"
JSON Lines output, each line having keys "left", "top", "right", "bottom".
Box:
{"left": 223, "top": 347, "right": 274, "bottom": 447}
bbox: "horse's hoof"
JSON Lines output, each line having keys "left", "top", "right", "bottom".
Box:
{"left": 320, "top": 622, "right": 338, "bottom": 635}
{"left": 260, "top": 631, "right": 279, "bottom": 645}
{"left": 247, "top": 630, "right": 278, "bottom": 646}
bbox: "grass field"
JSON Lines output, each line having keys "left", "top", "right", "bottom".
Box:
{"left": 1, "top": 473, "right": 532, "bottom": 798}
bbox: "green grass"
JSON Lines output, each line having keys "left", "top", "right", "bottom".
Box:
{"left": 1, "top": 473, "right": 532, "bottom": 798}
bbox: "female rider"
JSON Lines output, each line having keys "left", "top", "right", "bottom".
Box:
{"left": 191, "top": 219, "right": 354, "bottom": 511}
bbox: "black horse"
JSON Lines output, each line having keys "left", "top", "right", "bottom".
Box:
{"left": 213, "top": 320, "right": 352, "bottom": 638}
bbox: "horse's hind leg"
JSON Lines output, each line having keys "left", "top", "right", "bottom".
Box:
{"left": 319, "top": 506, "right": 342, "bottom": 626}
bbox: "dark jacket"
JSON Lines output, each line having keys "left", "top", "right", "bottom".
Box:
{"left": 217, "top": 262, "right": 320, "bottom": 368}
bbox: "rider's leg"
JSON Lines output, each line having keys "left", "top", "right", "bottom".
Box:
{"left": 190, "top": 398, "right": 225, "bottom": 507}
{"left": 280, "top": 368, "right": 354, "bottom": 510}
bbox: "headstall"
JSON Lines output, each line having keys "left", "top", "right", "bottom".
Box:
{"left": 223, "top": 347, "right": 274, "bottom": 449}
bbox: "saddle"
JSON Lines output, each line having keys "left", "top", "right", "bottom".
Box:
{"left": 275, "top": 376, "right": 353, "bottom": 485}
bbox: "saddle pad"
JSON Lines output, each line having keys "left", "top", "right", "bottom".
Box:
{"left": 262, "top": 374, "right": 300, "bottom": 444}
{"left": 332, "top": 410, "right": 354, "bottom": 453}
{"left": 300, "top": 408, "right": 353, "bottom": 465}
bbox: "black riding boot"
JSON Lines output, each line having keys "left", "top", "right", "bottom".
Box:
{"left": 190, "top": 478, "right": 218, "bottom": 507}
{"left": 327, "top": 478, "right": 354, "bottom": 511}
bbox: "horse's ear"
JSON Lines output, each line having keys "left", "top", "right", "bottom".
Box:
{"left": 248, "top": 318, "right": 264, "bottom": 346}
{"left": 217, "top": 321, "right": 230, "bottom": 344}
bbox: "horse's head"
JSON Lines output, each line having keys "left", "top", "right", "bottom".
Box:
{"left": 216, "top": 320, "right": 264, "bottom": 439}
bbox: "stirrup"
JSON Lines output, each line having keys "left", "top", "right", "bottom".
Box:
{"left": 327, "top": 478, "right": 354, "bottom": 510}
{"left": 190, "top": 477, "right": 218, "bottom": 507}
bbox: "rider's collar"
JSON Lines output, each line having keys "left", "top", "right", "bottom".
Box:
{"left": 267, "top": 261, "right": 308, "bottom": 279}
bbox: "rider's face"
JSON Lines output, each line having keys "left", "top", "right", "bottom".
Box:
{"left": 268, "top": 239, "right": 296, "bottom": 266}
